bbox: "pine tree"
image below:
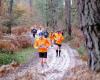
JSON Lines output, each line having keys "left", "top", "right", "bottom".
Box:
{"left": 77, "top": 0, "right": 100, "bottom": 72}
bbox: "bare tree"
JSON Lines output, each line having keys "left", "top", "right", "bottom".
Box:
{"left": 9, "top": 0, "right": 13, "bottom": 15}
{"left": 65, "top": 0, "right": 71, "bottom": 36}
{"left": 46, "top": 0, "right": 58, "bottom": 31}
{"left": 7, "top": 0, "right": 14, "bottom": 34}
{"left": 29, "top": 0, "right": 33, "bottom": 16}
{"left": 0, "top": 0, "right": 2, "bottom": 16}
{"left": 77, "top": 0, "right": 100, "bottom": 72}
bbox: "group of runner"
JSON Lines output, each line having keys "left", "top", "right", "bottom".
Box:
{"left": 31, "top": 27, "right": 64, "bottom": 67}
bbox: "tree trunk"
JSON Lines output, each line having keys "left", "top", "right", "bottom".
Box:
{"left": 29, "top": 0, "right": 33, "bottom": 17}
{"left": 8, "top": 0, "right": 14, "bottom": 34}
{"left": 77, "top": 0, "right": 100, "bottom": 72}
{"left": 9, "top": 0, "right": 13, "bottom": 15}
{"left": 0, "top": 0, "right": 2, "bottom": 16}
{"left": 46, "top": 0, "right": 58, "bottom": 31}
{"left": 65, "top": 0, "right": 72, "bottom": 36}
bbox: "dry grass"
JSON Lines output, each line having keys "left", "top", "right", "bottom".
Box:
{"left": 17, "top": 35, "right": 32, "bottom": 48}
{"left": 67, "top": 27, "right": 88, "bottom": 61}
{"left": 0, "top": 61, "right": 20, "bottom": 77}
{"left": 64, "top": 64, "right": 100, "bottom": 80}
{"left": 0, "top": 34, "right": 32, "bottom": 52}
{"left": 0, "top": 39, "right": 18, "bottom": 52}
{"left": 68, "top": 27, "right": 85, "bottom": 49}
{"left": 11, "top": 26, "right": 30, "bottom": 35}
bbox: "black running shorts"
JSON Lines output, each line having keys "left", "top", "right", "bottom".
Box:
{"left": 39, "top": 52, "right": 47, "bottom": 58}
{"left": 55, "top": 43, "right": 62, "bottom": 48}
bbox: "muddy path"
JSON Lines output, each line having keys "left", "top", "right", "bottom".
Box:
{"left": 0, "top": 44, "right": 84, "bottom": 80}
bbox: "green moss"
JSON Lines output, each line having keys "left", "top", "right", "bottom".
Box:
{"left": 0, "top": 47, "right": 35, "bottom": 65}
{"left": 0, "top": 53, "right": 14, "bottom": 65}
{"left": 77, "top": 45, "right": 85, "bottom": 55}
{"left": 14, "top": 47, "right": 35, "bottom": 63}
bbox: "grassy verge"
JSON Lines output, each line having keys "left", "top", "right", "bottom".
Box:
{"left": 0, "top": 47, "right": 35, "bottom": 65}
{"left": 77, "top": 45, "right": 88, "bottom": 61}
{"left": 77, "top": 45, "right": 85, "bottom": 55}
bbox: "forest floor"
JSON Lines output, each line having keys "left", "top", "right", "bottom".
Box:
{"left": 0, "top": 27, "right": 100, "bottom": 80}
{"left": 0, "top": 43, "right": 100, "bottom": 80}
{"left": 0, "top": 43, "right": 86, "bottom": 80}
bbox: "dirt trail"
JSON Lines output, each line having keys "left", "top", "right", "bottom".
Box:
{"left": 0, "top": 44, "right": 85, "bottom": 80}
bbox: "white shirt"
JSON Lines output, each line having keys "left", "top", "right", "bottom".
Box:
{"left": 37, "top": 29, "right": 42, "bottom": 36}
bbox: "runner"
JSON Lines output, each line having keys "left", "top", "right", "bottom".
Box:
{"left": 31, "top": 28, "right": 37, "bottom": 38}
{"left": 34, "top": 32, "right": 51, "bottom": 67}
{"left": 54, "top": 31, "right": 64, "bottom": 57}
{"left": 49, "top": 32, "right": 55, "bottom": 48}
{"left": 37, "top": 27, "right": 43, "bottom": 37}
{"left": 43, "top": 30, "right": 49, "bottom": 38}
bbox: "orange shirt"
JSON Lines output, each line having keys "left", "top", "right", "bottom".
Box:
{"left": 54, "top": 33, "right": 64, "bottom": 44}
{"left": 49, "top": 33, "right": 55, "bottom": 41}
{"left": 34, "top": 37, "right": 51, "bottom": 52}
